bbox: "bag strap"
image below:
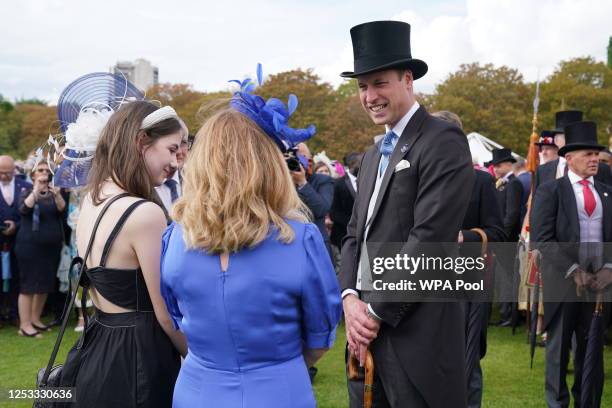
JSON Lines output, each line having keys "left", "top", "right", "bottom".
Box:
{"left": 40, "top": 193, "right": 131, "bottom": 385}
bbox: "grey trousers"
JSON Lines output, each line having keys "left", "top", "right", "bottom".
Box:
{"left": 346, "top": 333, "right": 428, "bottom": 408}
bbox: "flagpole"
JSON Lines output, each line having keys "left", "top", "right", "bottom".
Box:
{"left": 523, "top": 74, "right": 542, "bottom": 360}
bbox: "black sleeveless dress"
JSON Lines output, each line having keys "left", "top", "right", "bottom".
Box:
{"left": 60, "top": 199, "right": 180, "bottom": 407}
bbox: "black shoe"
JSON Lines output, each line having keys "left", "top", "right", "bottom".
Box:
{"left": 497, "top": 319, "right": 512, "bottom": 327}
{"left": 18, "top": 328, "right": 42, "bottom": 338}
{"left": 308, "top": 366, "right": 318, "bottom": 383}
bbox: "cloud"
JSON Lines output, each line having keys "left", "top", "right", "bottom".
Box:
{"left": 375, "top": 0, "right": 611, "bottom": 93}
{"left": 0, "top": 0, "right": 610, "bottom": 103}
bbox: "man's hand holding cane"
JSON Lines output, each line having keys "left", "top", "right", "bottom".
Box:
{"left": 343, "top": 294, "right": 380, "bottom": 365}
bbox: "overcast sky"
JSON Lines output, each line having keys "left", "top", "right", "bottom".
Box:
{"left": 1, "top": 0, "right": 610, "bottom": 104}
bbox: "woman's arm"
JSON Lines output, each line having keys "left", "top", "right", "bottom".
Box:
{"left": 303, "top": 348, "right": 328, "bottom": 368}
{"left": 22, "top": 178, "right": 46, "bottom": 213}
{"left": 20, "top": 188, "right": 36, "bottom": 214}
{"left": 130, "top": 202, "right": 188, "bottom": 357}
{"left": 52, "top": 187, "right": 66, "bottom": 212}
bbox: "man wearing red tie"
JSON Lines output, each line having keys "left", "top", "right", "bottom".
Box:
{"left": 531, "top": 121, "right": 612, "bottom": 408}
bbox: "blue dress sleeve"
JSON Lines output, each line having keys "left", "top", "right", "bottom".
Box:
{"left": 160, "top": 222, "right": 183, "bottom": 330}
{"left": 301, "top": 223, "right": 342, "bottom": 349}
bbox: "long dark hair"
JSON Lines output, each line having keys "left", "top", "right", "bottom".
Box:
{"left": 87, "top": 101, "right": 182, "bottom": 205}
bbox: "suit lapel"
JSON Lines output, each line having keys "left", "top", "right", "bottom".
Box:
{"left": 344, "top": 175, "right": 356, "bottom": 199}
{"left": 594, "top": 181, "right": 612, "bottom": 241}
{"left": 11, "top": 180, "right": 21, "bottom": 207}
{"left": 367, "top": 106, "right": 427, "bottom": 229}
{"left": 0, "top": 180, "right": 17, "bottom": 208}
{"left": 355, "top": 147, "right": 381, "bottom": 238}
{"left": 548, "top": 159, "right": 559, "bottom": 181}
{"left": 559, "top": 177, "right": 580, "bottom": 241}
{"left": 0, "top": 187, "right": 7, "bottom": 207}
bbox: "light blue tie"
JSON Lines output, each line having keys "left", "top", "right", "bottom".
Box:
{"left": 379, "top": 130, "right": 398, "bottom": 176}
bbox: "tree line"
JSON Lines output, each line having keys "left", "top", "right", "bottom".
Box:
{"left": 1, "top": 57, "right": 610, "bottom": 161}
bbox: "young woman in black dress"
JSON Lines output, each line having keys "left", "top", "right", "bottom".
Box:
{"left": 60, "top": 101, "right": 187, "bottom": 407}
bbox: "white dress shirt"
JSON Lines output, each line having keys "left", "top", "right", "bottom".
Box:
{"left": 347, "top": 171, "right": 357, "bottom": 193}
{"left": 343, "top": 102, "right": 420, "bottom": 300}
{"left": 0, "top": 178, "right": 15, "bottom": 206}
{"left": 155, "top": 171, "right": 182, "bottom": 213}
{"left": 555, "top": 157, "right": 567, "bottom": 179}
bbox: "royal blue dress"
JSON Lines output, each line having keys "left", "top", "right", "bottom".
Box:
{"left": 161, "top": 221, "right": 342, "bottom": 408}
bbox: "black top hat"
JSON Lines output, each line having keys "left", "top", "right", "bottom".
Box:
{"left": 490, "top": 148, "right": 516, "bottom": 165}
{"left": 340, "top": 21, "right": 428, "bottom": 79}
{"left": 554, "top": 110, "right": 582, "bottom": 133}
{"left": 558, "top": 121, "right": 604, "bottom": 157}
{"left": 535, "top": 130, "right": 558, "bottom": 147}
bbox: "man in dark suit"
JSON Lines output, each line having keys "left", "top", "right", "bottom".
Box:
{"left": 433, "top": 110, "right": 506, "bottom": 408}
{"left": 490, "top": 148, "right": 523, "bottom": 327}
{"left": 534, "top": 111, "right": 612, "bottom": 191}
{"left": 339, "top": 21, "right": 474, "bottom": 408}
{"left": 330, "top": 152, "right": 362, "bottom": 251}
{"left": 461, "top": 167, "right": 507, "bottom": 408}
{"left": 0, "top": 155, "right": 31, "bottom": 324}
{"left": 491, "top": 148, "right": 524, "bottom": 242}
{"left": 531, "top": 121, "right": 612, "bottom": 408}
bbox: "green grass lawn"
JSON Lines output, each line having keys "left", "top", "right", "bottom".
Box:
{"left": 1, "top": 320, "right": 611, "bottom": 407}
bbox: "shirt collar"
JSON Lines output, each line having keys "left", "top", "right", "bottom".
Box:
{"left": 1, "top": 178, "right": 14, "bottom": 188}
{"left": 567, "top": 169, "right": 594, "bottom": 185}
{"left": 502, "top": 172, "right": 513, "bottom": 181}
{"left": 385, "top": 101, "right": 420, "bottom": 137}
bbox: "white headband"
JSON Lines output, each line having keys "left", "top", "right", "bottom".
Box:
{"left": 141, "top": 106, "right": 179, "bottom": 130}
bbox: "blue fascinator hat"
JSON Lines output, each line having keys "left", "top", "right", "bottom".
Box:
{"left": 50, "top": 73, "right": 144, "bottom": 188}
{"left": 229, "top": 64, "right": 316, "bottom": 152}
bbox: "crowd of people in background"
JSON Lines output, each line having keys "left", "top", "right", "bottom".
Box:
{"left": 1, "top": 20, "right": 612, "bottom": 408}
{"left": 1, "top": 123, "right": 612, "bottom": 340}
{"left": 0, "top": 141, "right": 360, "bottom": 338}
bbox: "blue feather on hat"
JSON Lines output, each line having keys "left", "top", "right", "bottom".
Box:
{"left": 229, "top": 64, "right": 316, "bottom": 152}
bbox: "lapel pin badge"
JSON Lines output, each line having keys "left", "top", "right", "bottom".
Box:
{"left": 605, "top": 192, "right": 609, "bottom": 197}
{"left": 400, "top": 144, "right": 408, "bottom": 153}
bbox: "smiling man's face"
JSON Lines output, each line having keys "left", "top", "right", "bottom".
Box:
{"left": 357, "top": 69, "right": 415, "bottom": 128}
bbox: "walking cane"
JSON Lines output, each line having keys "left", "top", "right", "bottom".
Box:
{"left": 348, "top": 349, "right": 375, "bottom": 408}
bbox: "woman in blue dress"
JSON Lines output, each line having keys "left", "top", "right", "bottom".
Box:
{"left": 161, "top": 74, "right": 342, "bottom": 407}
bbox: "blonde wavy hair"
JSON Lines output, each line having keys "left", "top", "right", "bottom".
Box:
{"left": 173, "top": 108, "right": 309, "bottom": 253}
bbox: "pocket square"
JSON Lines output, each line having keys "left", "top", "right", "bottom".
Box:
{"left": 394, "top": 160, "right": 411, "bottom": 172}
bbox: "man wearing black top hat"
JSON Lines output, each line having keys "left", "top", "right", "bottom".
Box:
{"left": 489, "top": 148, "right": 524, "bottom": 326}
{"left": 339, "top": 20, "right": 474, "bottom": 407}
{"left": 531, "top": 121, "right": 612, "bottom": 408}
{"left": 491, "top": 148, "right": 524, "bottom": 243}
{"left": 533, "top": 111, "right": 612, "bottom": 191}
